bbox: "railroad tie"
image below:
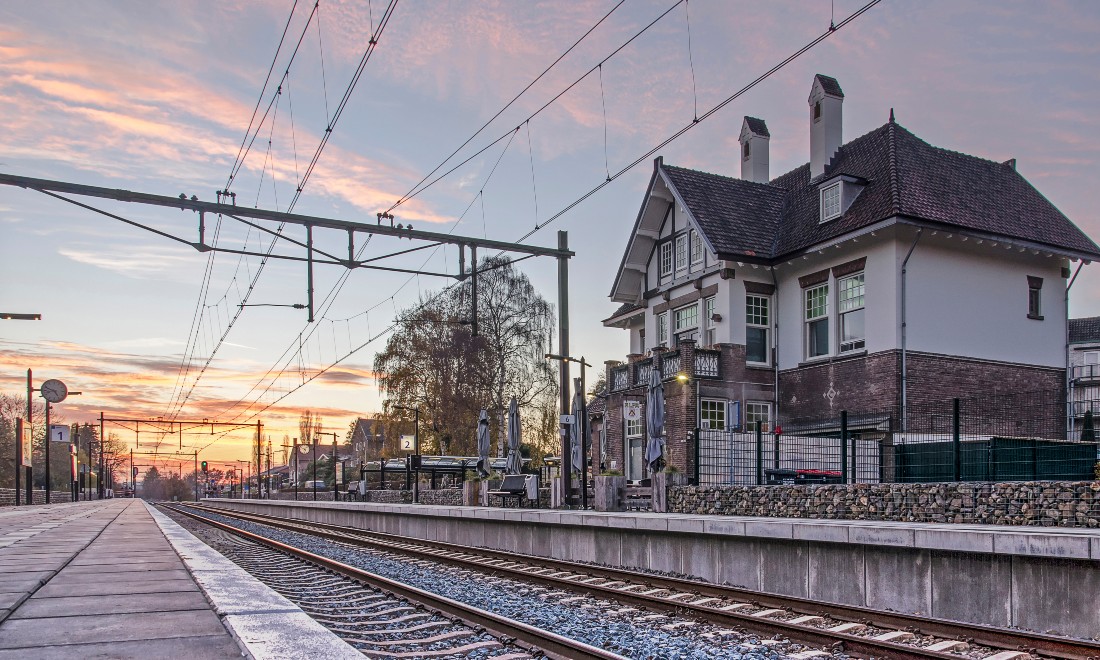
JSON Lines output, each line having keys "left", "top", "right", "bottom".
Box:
{"left": 827, "top": 622, "right": 867, "bottom": 634}
{"left": 873, "top": 631, "right": 916, "bottom": 643}
{"left": 788, "top": 615, "right": 825, "bottom": 626}
{"left": 750, "top": 608, "right": 787, "bottom": 618}
{"left": 981, "top": 652, "right": 1033, "bottom": 660}
{"left": 789, "top": 651, "right": 832, "bottom": 659}
{"left": 927, "top": 640, "right": 970, "bottom": 653}
{"left": 719, "top": 603, "right": 753, "bottom": 611}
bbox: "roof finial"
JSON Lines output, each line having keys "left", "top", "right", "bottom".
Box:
{"left": 889, "top": 107, "right": 895, "bottom": 123}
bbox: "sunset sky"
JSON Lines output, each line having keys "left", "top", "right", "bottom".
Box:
{"left": 2, "top": 0, "right": 1099, "bottom": 468}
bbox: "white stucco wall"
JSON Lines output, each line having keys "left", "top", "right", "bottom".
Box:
{"left": 904, "top": 233, "right": 1067, "bottom": 367}
{"left": 775, "top": 234, "right": 898, "bottom": 370}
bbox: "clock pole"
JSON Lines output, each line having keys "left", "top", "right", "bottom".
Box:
{"left": 44, "top": 400, "right": 51, "bottom": 503}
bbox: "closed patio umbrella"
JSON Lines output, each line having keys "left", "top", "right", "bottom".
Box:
{"left": 476, "top": 409, "right": 491, "bottom": 478}
{"left": 570, "top": 390, "right": 583, "bottom": 473}
{"left": 505, "top": 396, "right": 523, "bottom": 475}
{"left": 645, "top": 366, "right": 665, "bottom": 472}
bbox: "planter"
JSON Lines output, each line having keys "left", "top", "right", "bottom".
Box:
{"left": 462, "top": 480, "right": 483, "bottom": 506}
{"left": 652, "top": 471, "right": 687, "bottom": 513}
{"left": 594, "top": 475, "right": 626, "bottom": 512}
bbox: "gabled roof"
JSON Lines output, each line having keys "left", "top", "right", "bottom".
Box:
{"left": 743, "top": 116, "right": 770, "bottom": 137}
{"left": 1070, "top": 317, "right": 1100, "bottom": 344}
{"left": 814, "top": 74, "right": 844, "bottom": 98}
{"left": 651, "top": 120, "right": 1100, "bottom": 263}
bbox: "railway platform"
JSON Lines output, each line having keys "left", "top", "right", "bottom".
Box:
{"left": 0, "top": 499, "right": 357, "bottom": 659}
{"left": 204, "top": 498, "right": 1100, "bottom": 640}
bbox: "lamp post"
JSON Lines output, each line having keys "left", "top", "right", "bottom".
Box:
{"left": 677, "top": 372, "right": 700, "bottom": 485}
{"left": 392, "top": 405, "right": 420, "bottom": 503}
{"left": 546, "top": 353, "right": 592, "bottom": 509}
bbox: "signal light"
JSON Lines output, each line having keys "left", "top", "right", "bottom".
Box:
{"left": 201, "top": 461, "right": 208, "bottom": 472}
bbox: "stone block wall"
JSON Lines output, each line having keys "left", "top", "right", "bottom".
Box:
{"left": 669, "top": 480, "right": 1100, "bottom": 527}
{"left": 0, "top": 488, "right": 75, "bottom": 506}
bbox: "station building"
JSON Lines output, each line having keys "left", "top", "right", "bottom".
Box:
{"left": 601, "top": 74, "right": 1100, "bottom": 480}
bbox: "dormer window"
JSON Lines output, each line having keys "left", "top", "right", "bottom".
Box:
{"left": 820, "top": 183, "right": 841, "bottom": 222}
{"left": 742, "top": 142, "right": 750, "bottom": 159}
{"left": 813, "top": 100, "right": 821, "bottom": 121}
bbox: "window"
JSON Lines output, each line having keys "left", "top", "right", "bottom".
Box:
{"left": 626, "top": 414, "right": 643, "bottom": 438}
{"left": 821, "top": 183, "right": 841, "bottom": 222}
{"left": 700, "top": 399, "right": 726, "bottom": 431}
{"left": 656, "top": 312, "right": 668, "bottom": 346}
{"left": 659, "top": 241, "right": 673, "bottom": 278}
{"left": 704, "top": 296, "right": 716, "bottom": 345}
{"left": 1028, "top": 276, "right": 1043, "bottom": 319}
{"left": 673, "top": 304, "right": 698, "bottom": 333}
{"left": 813, "top": 100, "right": 821, "bottom": 120}
{"left": 837, "top": 273, "right": 865, "bottom": 353}
{"left": 743, "top": 141, "right": 750, "bottom": 158}
{"left": 690, "top": 230, "right": 703, "bottom": 265}
{"left": 675, "top": 234, "right": 688, "bottom": 271}
{"left": 745, "top": 402, "right": 771, "bottom": 432}
{"left": 805, "top": 283, "right": 829, "bottom": 358}
{"left": 1085, "top": 351, "right": 1100, "bottom": 365}
{"left": 746, "top": 294, "right": 770, "bottom": 364}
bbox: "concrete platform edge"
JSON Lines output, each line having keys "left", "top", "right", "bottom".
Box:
{"left": 144, "top": 502, "right": 361, "bottom": 660}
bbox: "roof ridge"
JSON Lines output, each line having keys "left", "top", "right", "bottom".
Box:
{"left": 887, "top": 119, "right": 901, "bottom": 215}
{"left": 662, "top": 162, "right": 784, "bottom": 193}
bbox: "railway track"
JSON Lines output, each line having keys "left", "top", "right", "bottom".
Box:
{"left": 163, "top": 504, "right": 623, "bottom": 660}
{"left": 184, "top": 502, "right": 1100, "bottom": 660}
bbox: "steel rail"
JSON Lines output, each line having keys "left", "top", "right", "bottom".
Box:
{"left": 191, "top": 502, "right": 1100, "bottom": 660}
{"left": 166, "top": 504, "right": 624, "bottom": 660}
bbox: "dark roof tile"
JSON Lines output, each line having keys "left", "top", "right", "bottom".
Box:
{"left": 744, "top": 116, "right": 770, "bottom": 137}
{"left": 658, "top": 121, "right": 1100, "bottom": 261}
{"left": 815, "top": 74, "right": 844, "bottom": 98}
{"left": 1070, "top": 317, "right": 1100, "bottom": 343}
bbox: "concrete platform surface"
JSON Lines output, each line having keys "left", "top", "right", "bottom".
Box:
{"left": 0, "top": 499, "right": 363, "bottom": 659}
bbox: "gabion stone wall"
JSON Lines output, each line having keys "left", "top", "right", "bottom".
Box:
{"left": 0, "top": 488, "right": 75, "bottom": 506}
{"left": 418, "top": 489, "right": 461, "bottom": 506}
{"left": 669, "top": 481, "right": 1100, "bottom": 527}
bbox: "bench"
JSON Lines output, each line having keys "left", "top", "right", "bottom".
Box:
{"left": 487, "top": 474, "right": 537, "bottom": 508}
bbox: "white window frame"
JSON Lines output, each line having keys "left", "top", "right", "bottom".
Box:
{"left": 656, "top": 312, "right": 668, "bottom": 347}
{"left": 746, "top": 294, "right": 770, "bottom": 365}
{"left": 675, "top": 233, "right": 688, "bottom": 272}
{"left": 659, "top": 241, "right": 673, "bottom": 278}
{"left": 1084, "top": 351, "right": 1100, "bottom": 365}
{"left": 673, "top": 303, "right": 699, "bottom": 334}
{"left": 625, "top": 414, "right": 643, "bottom": 438}
{"left": 804, "top": 282, "right": 830, "bottom": 359}
{"left": 690, "top": 230, "right": 703, "bottom": 265}
{"left": 699, "top": 398, "right": 726, "bottom": 431}
{"left": 744, "top": 401, "right": 772, "bottom": 433}
{"left": 820, "top": 183, "right": 841, "bottom": 222}
{"left": 837, "top": 272, "right": 865, "bottom": 353}
{"left": 704, "top": 296, "right": 716, "bottom": 345}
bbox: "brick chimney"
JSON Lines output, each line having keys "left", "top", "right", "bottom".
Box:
{"left": 739, "top": 116, "right": 770, "bottom": 184}
{"left": 808, "top": 74, "right": 844, "bottom": 178}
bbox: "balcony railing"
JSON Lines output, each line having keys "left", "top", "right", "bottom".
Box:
{"left": 695, "top": 349, "right": 721, "bottom": 378}
{"left": 636, "top": 359, "right": 652, "bottom": 387}
{"left": 610, "top": 365, "right": 630, "bottom": 392}
{"left": 1071, "top": 398, "right": 1100, "bottom": 416}
{"left": 660, "top": 351, "right": 681, "bottom": 380}
{"left": 1071, "top": 364, "right": 1100, "bottom": 382}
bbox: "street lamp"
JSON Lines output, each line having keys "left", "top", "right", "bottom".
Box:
{"left": 545, "top": 353, "right": 592, "bottom": 509}
{"left": 391, "top": 405, "right": 420, "bottom": 503}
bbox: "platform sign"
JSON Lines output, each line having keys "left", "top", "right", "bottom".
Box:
{"left": 559, "top": 414, "right": 575, "bottom": 425}
{"left": 49, "top": 424, "right": 70, "bottom": 443}
{"left": 399, "top": 435, "right": 415, "bottom": 451}
{"left": 623, "top": 401, "right": 642, "bottom": 422}
{"left": 17, "top": 420, "right": 31, "bottom": 466}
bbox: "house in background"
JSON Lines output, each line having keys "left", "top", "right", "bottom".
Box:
{"left": 350, "top": 417, "right": 386, "bottom": 462}
{"left": 1069, "top": 316, "right": 1100, "bottom": 432}
{"left": 602, "top": 74, "right": 1100, "bottom": 480}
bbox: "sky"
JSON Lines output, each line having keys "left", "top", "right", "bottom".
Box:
{"left": 2, "top": 0, "right": 1099, "bottom": 468}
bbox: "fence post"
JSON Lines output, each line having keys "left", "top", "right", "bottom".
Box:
{"left": 692, "top": 427, "right": 700, "bottom": 485}
{"left": 840, "top": 410, "right": 848, "bottom": 484}
{"left": 952, "top": 398, "right": 961, "bottom": 481}
{"left": 755, "top": 422, "right": 764, "bottom": 485}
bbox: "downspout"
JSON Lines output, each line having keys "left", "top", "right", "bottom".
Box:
{"left": 1066, "top": 261, "right": 1084, "bottom": 438}
{"left": 771, "top": 266, "right": 779, "bottom": 423}
{"left": 900, "top": 228, "right": 923, "bottom": 432}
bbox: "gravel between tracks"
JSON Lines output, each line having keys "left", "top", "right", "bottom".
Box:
{"left": 174, "top": 507, "right": 853, "bottom": 660}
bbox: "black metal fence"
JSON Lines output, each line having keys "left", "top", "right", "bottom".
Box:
{"left": 697, "top": 389, "right": 1099, "bottom": 486}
